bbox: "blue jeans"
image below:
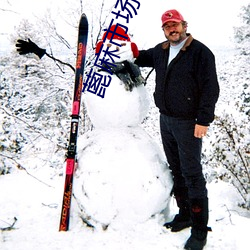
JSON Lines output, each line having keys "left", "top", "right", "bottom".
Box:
{"left": 160, "top": 114, "right": 207, "bottom": 200}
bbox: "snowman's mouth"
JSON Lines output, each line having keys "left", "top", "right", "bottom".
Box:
{"left": 107, "top": 43, "right": 127, "bottom": 51}
{"left": 107, "top": 43, "right": 127, "bottom": 48}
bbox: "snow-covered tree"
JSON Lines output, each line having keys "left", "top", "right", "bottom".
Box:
{"left": 0, "top": 0, "right": 115, "bottom": 175}
{"left": 204, "top": 4, "right": 250, "bottom": 209}
{"left": 234, "top": 4, "right": 250, "bottom": 56}
{"left": 0, "top": 19, "right": 74, "bottom": 175}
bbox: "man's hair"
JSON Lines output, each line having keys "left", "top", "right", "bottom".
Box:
{"left": 182, "top": 21, "right": 188, "bottom": 27}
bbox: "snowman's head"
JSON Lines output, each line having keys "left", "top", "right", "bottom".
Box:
{"left": 95, "top": 25, "right": 139, "bottom": 63}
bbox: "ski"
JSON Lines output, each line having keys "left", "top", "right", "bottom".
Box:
{"left": 59, "top": 13, "right": 88, "bottom": 231}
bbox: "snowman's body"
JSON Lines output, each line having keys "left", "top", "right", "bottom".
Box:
{"left": 73, "top": 35, "right": 173, "bottom": 229}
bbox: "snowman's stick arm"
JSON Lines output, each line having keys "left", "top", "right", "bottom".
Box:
{"left": 16, "top": 38, "right": 75, "bottom": 72}
{"left": 145, "top": 68, "right": 154, "bottom": 83}
{"left": 45, "top": 52, "right": 75, "bottom": 72}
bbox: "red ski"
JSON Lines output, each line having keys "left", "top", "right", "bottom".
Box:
{"left": 59, "top": 13, "right": 88, "bottom": 231}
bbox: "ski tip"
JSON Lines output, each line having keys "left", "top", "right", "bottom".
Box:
{"left": 81, "top": 13, "right": 88, "bottom": 21}
{"left": 80, "top": 13, "right": 88, "bottom": 27}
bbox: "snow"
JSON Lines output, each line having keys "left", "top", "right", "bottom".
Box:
{"left": 1, "top": 172, "right": 250, "bottom": 250}
{"left": 74, "top": 127, "right": 172, "bottom": 228}
{"left": 1, "top": 42, "right": 250, "bottom": 249}
{"left": 1, "top": 1, "right": 250, "bottom": 249}
{"left": 73, "top": 40, "right": 173, "bottom": 229}
{"left": 85, "top": 82, "right": 150, "bottom": 128}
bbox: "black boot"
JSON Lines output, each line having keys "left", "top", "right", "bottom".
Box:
{"left": 164, "top": 195, "right": 192, "bottom": 232}
{"left": 184, "top": 228, "right": 208, "bottom": 250}
{"left": 184, "top": 198, "right": 211, "bottom": 250}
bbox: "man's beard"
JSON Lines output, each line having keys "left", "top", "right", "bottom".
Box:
{"left": 166, "top": 31, "right": 186, "bottom": 45}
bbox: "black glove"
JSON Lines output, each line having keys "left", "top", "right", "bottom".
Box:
{"left": 16, "top": 38, "right": 46, "bottom": 59}
{"left": 100, "top": 61, "right": 146, "bottom": 91}
{"left": 122, "top": 61, "right": 146, "bottom": 86}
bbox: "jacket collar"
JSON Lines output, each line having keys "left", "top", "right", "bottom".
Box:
{"left": 162, "top": 33, "right": 193, "bottom": 50}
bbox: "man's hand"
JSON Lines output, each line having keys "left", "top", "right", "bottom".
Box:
{"left": 16, "top": 38, "right": 46, "bottom": 59}
{"left": 194, "top": 124, "right": 208, "bottom": 138}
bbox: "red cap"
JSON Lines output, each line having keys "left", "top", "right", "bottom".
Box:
{"left": 161, "top": 9, "right": 184, "bottom": 27}
{"left": 95, "top": 25, "right": 139, "bottom": 58}
{"left": 102, "top": 25, "right": 130, "bottom": 41}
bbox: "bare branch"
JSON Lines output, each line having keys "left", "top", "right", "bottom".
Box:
{"left": 0, "top": 8, "right": 18, "bottom": 14}
{"left": 46, "top": 51, "right": 75, "bottom": 73}
{"left": 0, "top": 217, "right": 18, "bottom": 231}
{"left": 0, "top": 153, "right": 54, "bottom": 188}
{"left": 0, "top": 107, "right": 67, "bottom": 151}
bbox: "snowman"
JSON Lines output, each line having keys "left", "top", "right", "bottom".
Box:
{"left": 73, "top": 25, "right": 173, "bottom": 230}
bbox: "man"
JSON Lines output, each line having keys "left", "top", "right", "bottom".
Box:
{"left": 135, "top": 9, "right": 219, "bottom": 250}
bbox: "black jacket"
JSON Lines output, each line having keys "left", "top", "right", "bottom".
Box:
{"left": 135, "top": 34, "right": 220, "bottom": 126}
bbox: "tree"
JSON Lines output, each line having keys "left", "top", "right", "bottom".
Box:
{"left": 0, "top": 0, "right": 116, "bottom": 175}
{"left": 0, "top": 19, "right": 72, "bottom": 175}
{"left": 234, "top": 4, "right": 250, "bottom": 55}
{"left": 203, "top": 3, "right": 250, "bottom": 209}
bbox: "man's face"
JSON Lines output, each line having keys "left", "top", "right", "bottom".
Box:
{"left": 162, "top": 21, "right": 187, "bottom": 45}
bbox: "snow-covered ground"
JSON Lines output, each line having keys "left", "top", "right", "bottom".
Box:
{"left": 1, "top": 169, "right": 250, "bottom": 250}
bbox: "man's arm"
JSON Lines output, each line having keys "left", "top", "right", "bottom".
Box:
{"left": 196, "top": 48, "right": 220, "bottom": 126}
{"left": 134, "top": 48, "right": 155, "bottom": 68}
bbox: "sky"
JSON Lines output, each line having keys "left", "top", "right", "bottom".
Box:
{"left": 0, "top": 0, "right": 249, "bottom": 53}
{"left": 133, "top": 0, "right": 249, "bottom": 48}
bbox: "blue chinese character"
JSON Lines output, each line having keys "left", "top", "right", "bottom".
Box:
{"left": 102, "top": 20, "right": 129, "bottom": 46}
{"left": 83, "top": 68, "right": 112, "bottom": 98}
{"left": 94, "top": 21, "right": 131, "bottom": 74}
{"left": 94, "top": 43, "right": 120, "bottom": 74}
{"left": 112, "top": 0, "right": 140, "bottom": 23}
